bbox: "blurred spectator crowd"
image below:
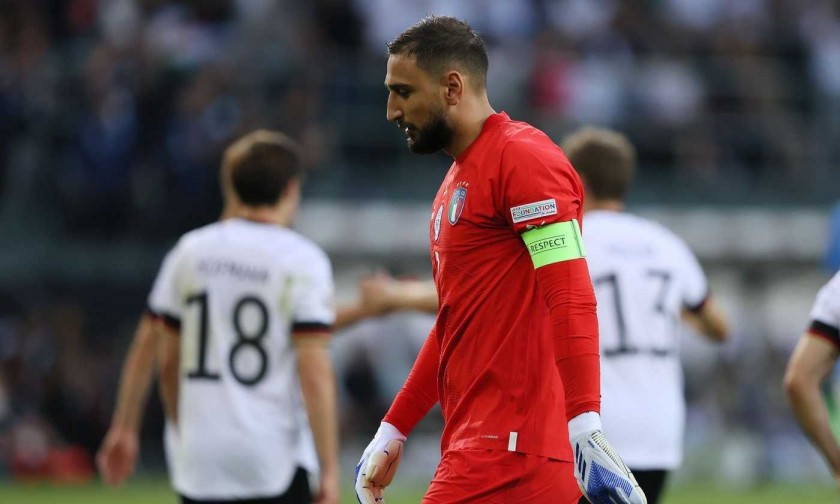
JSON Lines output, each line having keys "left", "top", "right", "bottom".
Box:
{"left": 0, "top": 0, "right": 839, "bottom": 242}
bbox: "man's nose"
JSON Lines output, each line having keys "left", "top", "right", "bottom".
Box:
{"left": 386, "top": 95, "right": 402, "bottom": 123}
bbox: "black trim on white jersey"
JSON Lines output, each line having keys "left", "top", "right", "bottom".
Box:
{"left": 291, "top": 321, "right": 331, "bottom": 334}
{"left": 147, "top": 306, "right": 182, "bottom": 331}
{"left": 808, "top": 320, "right": 840, "bottom": 348}
{"left": 685, "top": 294, "right": 709, "bottom": 314}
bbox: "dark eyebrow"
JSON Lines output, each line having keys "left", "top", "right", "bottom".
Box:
{"left": 386, "top": 83, "right": 413, "bottom": 93}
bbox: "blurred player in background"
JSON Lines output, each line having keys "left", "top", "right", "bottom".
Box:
{"left": 355, "top": 16, "right": 645, "bottom": 504}
{"left": 97, "top": 131, "right": 370, "bottom": 493}
{"left": 149, "top": 130, "right": 339, "bottom": 504}
{"left": 561, "top": 128, "right": 729, "bottom": 503}
{"left": 784, "top": 270, "right": 840, "bottom": 492}
{"left": 96, "top": 136, "right": 247, "bottom": 488}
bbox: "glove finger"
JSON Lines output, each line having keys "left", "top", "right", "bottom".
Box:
{"left": 370, "top": 485, "right": 385, "bottom": 503}
{"left": 366, "top": 453, "right": 382, "bottom": 482}
{"left": 354, "top": 476, "right": 377, "bottom": 504}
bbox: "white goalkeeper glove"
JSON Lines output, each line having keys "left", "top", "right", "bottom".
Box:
{"left": 355, "top": 422, "right": 406, "bottom": 504}
{"left": 569, "top": 412, "right": 647, "bottom": 504}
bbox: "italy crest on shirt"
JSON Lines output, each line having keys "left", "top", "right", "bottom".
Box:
{"left": 448, "top": 186, "right": 467, "bottom": 225}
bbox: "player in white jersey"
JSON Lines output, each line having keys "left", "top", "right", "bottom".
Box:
{"left": 561, "top": 128, "right": 729, "bottom": 504}
{"left": 97, "top": 131, "right": 375, "bottom": 493}
{"left": 147, "top": 131, "right": 339, "bottom": 504}
{"left": 785, "top": 271, "right": 840, "bottom": 492}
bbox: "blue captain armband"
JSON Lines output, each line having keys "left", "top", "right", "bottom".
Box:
{"left": 521, "top": 220, "right": 586, "bottom": 269}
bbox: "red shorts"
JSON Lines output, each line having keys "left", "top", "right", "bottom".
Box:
{"left": 422, "top": 449, "right": 581, "bottom": 504}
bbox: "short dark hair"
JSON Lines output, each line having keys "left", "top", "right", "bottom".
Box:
{"left": 388, "top": 16, "right": 488, "bottom": 89}
{"left": 561, "top": 127, "right": 636, "bottom": 201}
{"left": 224, "top": 130, "right": 303, "bottom": 206}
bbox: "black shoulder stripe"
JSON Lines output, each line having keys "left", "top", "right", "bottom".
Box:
{"left": 160, "top": 313, "right": 182, "bottom": 331}
{"left": 292, "top": 322, "right": 332, "bottom": 334}
{"left": 685, "top": 294, "right": 709, "bottom": 314}
{"left": 808, "top": 320, "right": 840, "bottom": 348}
{"left": 147, "top": 307, "right": 181, "bottom": 331}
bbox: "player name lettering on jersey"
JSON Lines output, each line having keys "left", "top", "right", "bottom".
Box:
{"left": 198, "top": 259, "right": 269, "bottom": 282}
{"left": 510, "top": 199, "right": 557, "bottom": 223}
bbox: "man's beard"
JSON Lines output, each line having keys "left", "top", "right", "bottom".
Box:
{"left": 407, "top": 109, "right": 454, "bottom": 155}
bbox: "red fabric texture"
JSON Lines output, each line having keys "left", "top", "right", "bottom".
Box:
{"left": 536, "top": 259, "right": 601, "bottom": 419}
{"left": 422, "top": 449, "right": 581, "bottom": 504}
{"left": 383, "top": 328, "right": 439, "bottom": 435}
{"left": 384, "top": 112, "right": 601, "bottom": 462}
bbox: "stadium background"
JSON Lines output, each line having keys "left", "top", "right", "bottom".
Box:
{"left": 1, "top": 0, "right": 840, "bottom": 502}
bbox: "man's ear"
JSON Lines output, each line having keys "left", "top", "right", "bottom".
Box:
{"left": 443, "top": 71, "right": 464, "bottom": 105}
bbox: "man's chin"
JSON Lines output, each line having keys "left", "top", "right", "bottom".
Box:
{"left": 407, "top": 139, "right": 441, "bottom": 155}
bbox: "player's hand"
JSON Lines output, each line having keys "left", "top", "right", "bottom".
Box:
{"left": 96, "top": 426, "right": 139, "bottom": 486}
{"left": 355, "top": 422, "right": 406, "bottom": 503}
{"left": 313, "top": 469, "right": 340, "bottom": 504}
{"left": 569, "top": 412, "right": 646, "bottom": 504}
{"left": 571, "top": 429, "right": 647, "bottom": 504}
{"left": 358, "top": 273, "right": 399, "bottom": 316}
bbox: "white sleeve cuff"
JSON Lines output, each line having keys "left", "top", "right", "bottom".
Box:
{"left": 567, "top": 411, "right": 602, "bottom": 440}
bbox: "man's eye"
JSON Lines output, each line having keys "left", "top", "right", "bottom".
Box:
{"left": 398, "top": 90, "right": 410, "bottom": 98}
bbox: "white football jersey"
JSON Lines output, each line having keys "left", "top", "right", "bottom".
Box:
{"left": 808, "top": 271, "right": 840, "bottom": 347}
{"left": 584, "top": 210, "right": 708, "bottom": 470}
{"left": 148, "top": 218, "right": 334, "bottom": 500}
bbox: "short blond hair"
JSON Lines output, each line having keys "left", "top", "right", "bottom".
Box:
{"left": 561, "top": 127, "right": 636, "bottom": 201}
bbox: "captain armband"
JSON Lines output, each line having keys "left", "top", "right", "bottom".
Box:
{"left": 521, "top": 219, "right": 586, "bottom": 269}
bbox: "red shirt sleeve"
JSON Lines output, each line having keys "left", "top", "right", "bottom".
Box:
{"left": 536, "top": 259, "right": 601, "bottom": 419}
{"left": 499, "top": 136, "right": 600, "bottom": 419}
{"left": 499, "top": 139, "right": 584, "bottom": 233}
{"left": 383, "top": 327, "right": 439, "bottom": 435}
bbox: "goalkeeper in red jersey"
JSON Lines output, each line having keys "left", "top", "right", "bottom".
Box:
{"left": 355, "top": 16, "right": 646, "bottom": 504}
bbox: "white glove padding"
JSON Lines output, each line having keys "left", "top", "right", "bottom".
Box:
{"left": 569, "top": 413, "right": 647, "bottom": 504}
{"left": 355, "top": 422, "right": 407, "bottom": 504}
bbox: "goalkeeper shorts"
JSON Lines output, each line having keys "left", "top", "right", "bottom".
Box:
{"left": 422, "top": 448, "right": 581, "bottom": 504}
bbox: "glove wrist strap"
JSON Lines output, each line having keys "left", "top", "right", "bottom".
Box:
{"left": 379, "top": 421, "right": 407, "bottom": 441}
{"left": 568, "top": 411, "right": 602, "bottom": 441}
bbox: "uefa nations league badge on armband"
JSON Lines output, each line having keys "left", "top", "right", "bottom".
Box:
{"left": 448, "top": 187, "right": 467, "bottom": 225}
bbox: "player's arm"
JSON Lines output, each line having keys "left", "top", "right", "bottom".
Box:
{"left": 155, "top": 319, "right": 181, "bottom": 425}
{"left": 787, "top": 273, "right": 840, "bottom": 490}
{"left": 675, "top": 239, "right": 728, "bottom": 343}
{"left": 682, "top": 296, "right": 728, "bottom": 342}
{"left": 333, "top": 275, "right": 438, "bottom": 331}
{"left": 290, "top": 248, "right": 340, "bottom": 504}
{"left": 144, "top": 243, "right": 185, "bottom": 425}
{"left": 355, "top": 327, "right": 438, "bottom": 503}
{"left": 784, "top": 332, "right": 840, "bottom": 482}
{"left": 505, "top": 143, "right": 644, "bottom": 503}
{"left": 333, "top": 303, "right": 373, "bottom": 331}
{"left": 295, "top": 331, "right": 339, "bottom": 504}
{"left": 96, "top": 313, "right": 159, "bottom": 486}
{"left": 382, "top": 327, "right": 439, "bottom": 432}
{"left": 359, "top": 274, "right": 438, "bottom": 315}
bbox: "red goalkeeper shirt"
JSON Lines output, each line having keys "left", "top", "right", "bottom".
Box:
{"left": 386, "top": 112, "right": 599, "bottom": 462}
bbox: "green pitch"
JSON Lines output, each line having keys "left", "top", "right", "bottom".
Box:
{"left": 0, "top": 480, "right": 834, "bottom": 503}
